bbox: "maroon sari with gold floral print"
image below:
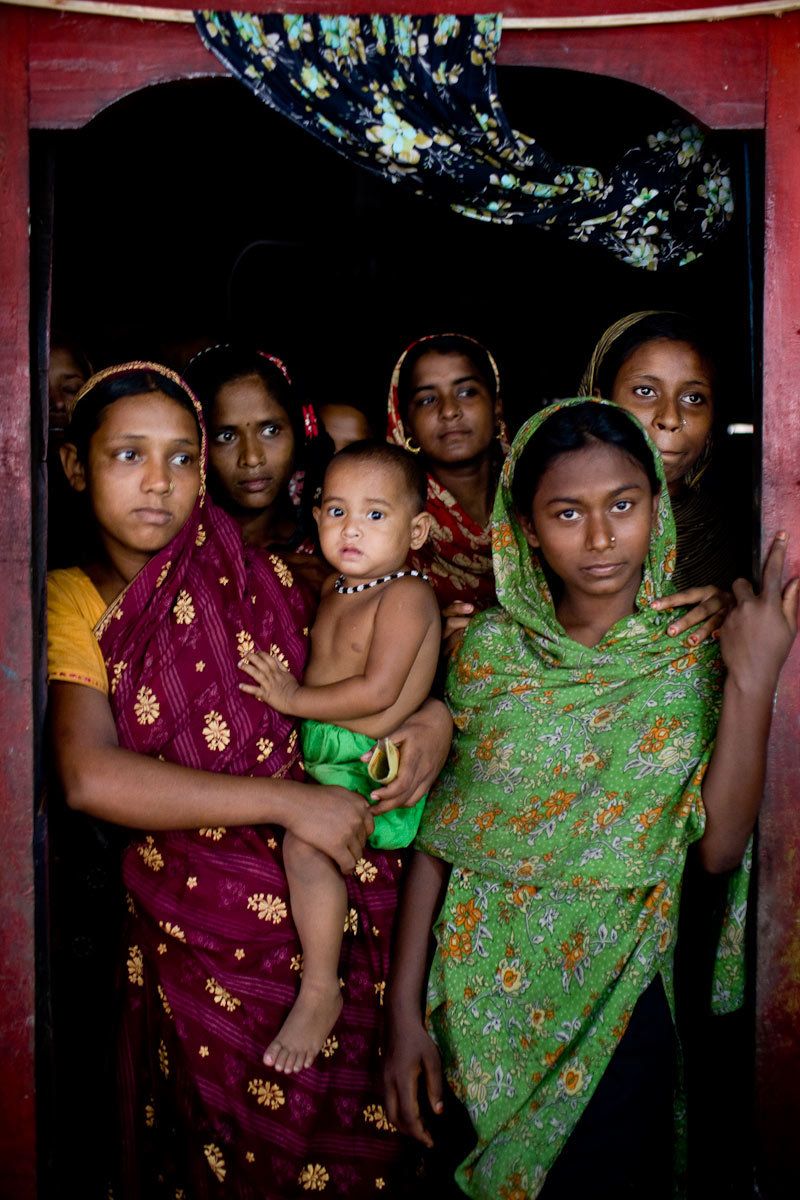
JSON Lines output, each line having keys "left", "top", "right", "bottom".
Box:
{"left": 101, "top": 488, "right": 403, "bottom": 1198}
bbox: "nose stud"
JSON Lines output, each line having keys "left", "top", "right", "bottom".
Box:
{"left": 610, "top": 535, "right": 616, "bottom": 544}
{"left": 167, "top": 481, "right": 175, "bottom": 495}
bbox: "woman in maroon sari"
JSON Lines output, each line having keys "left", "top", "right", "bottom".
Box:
{"left": 47, "top": 362, "right": 450, "bottom": 1198}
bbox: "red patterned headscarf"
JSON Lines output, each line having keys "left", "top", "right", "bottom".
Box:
{"left": 75, "top": 362, "right": 310, "bottom": 778}
{"left": 387, "top": 334, "right": 509, "bottom": 611}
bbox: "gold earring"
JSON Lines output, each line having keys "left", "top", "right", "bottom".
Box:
{"left": 404, "top": 436, "right": 421, "bottom": 455}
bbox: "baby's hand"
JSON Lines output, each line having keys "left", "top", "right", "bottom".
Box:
{"left": 239, "top": 650, "right": 301, "bottom": 715}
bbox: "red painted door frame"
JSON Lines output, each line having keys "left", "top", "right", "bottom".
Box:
{"left": 1, "top": 5, "right": 798, "bottom": 1196}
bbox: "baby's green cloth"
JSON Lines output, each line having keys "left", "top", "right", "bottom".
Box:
{"left": 301, "top": 718, "right": 426, "bottom": 850}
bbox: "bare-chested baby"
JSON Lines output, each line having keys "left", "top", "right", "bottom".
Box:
{"left": 239, "top": 441, "right": 441, "bottom": 1073}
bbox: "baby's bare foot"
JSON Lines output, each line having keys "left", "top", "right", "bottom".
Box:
{"left": 264, "top": 979, "right": 343, "bottom": 1073}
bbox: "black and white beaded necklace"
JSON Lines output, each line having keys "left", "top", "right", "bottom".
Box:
{"left": 333, "top": 568, "right": 428, "bottom": 595}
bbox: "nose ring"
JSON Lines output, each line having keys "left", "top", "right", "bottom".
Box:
{"left": 167, "top": 481, "right": 175, "bottom": 495}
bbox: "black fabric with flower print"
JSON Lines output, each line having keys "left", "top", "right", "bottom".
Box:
{"left": 194, "top": 11, "right": 733, "bottom": 271}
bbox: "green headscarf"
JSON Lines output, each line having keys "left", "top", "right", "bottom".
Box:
{"left": 416, "top": 399, "right": 746, "bottom": 1200}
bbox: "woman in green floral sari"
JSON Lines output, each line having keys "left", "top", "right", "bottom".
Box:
{"left": 384, "top": 398, "right": 797, "bottom": 1199}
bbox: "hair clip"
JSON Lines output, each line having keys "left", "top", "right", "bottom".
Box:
{"left": 302, "top": 404, "right": 319, "bottom": 440}
{"left": 256, "top": 351, "right": 292, "bottom": 384}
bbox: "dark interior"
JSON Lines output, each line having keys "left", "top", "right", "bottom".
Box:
{"left": 38, "top": 66, "right": 762, "bottom": 1199}
{"left": 46, "top": 70, "right": 761, "bottom": 434}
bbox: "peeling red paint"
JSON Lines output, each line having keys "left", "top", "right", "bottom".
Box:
{"left": 0, "top": 10, "right": 36, "bottom": 1198}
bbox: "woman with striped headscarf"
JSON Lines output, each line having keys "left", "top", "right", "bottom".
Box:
{"left": 579, "top": 310, "right": 745, "bottom": 645}
{"left": 387, "top": 334, "right": 510, "bottom": 651}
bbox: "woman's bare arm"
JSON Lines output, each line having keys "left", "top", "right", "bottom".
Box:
{"left": 699, "top": 534, "right": 799, "bottom": 873}
{"left": 49, "top": 681, "right": 373, "bottom": 871}
{"left": 384, "top": 850, "right": 451, "bottom": 1146}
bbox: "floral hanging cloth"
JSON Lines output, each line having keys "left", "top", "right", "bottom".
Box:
{"left": 194, "top": 11, "right": 733, "bottom": 270}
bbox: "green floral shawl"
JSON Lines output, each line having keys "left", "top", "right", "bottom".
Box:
{"left": 416, "top": 399, "right": 746, "bottom": 1199}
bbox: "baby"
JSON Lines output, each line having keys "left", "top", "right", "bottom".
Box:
{"left": 239, "top": 440, "right": 440, "bottom": 1072}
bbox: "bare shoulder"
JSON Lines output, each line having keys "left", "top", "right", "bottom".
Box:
{"left": 377, "top": 574, "right": 440, "bottom": 619}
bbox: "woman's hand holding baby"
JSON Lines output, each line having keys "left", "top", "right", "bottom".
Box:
{"left": 285, "top": 783, "right": 374, "bottom": 874}
{"left": 239, "top": 651, "right": 301, "bottom": 715}
{"left": 366, "top": 699, "right": 453, "bottom": 814}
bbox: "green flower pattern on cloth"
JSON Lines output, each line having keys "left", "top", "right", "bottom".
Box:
{"left": 195, "top": 12, "right": 733, "bottom": 270}
{"left": 415, "top": 399, "right": 749, "bottom": 1198}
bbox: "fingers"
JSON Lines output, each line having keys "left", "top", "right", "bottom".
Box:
{"left": 781, "top": 576, "right": 800, "bottom": 633}
{"left": 370, "top": 788, "right": 424, "bottom": 814}
{"left": 665, "top": 602, "right": 716, "bottom": 640}
{"left": 371, "top": 791, "right": 423, "bottom": 815}
{"left": 442, "top": 615, "right": 471, "bottom": 640}
{"left": 239, "top": 655, "right": 282, "bottom": 686}
{"left": 654, "top": 587, "right": 732, "bottom": 641}
{"left": 685, "top": 617, "right": 724, "bottom": 646}
{"left": 441, "top": 601, "right": 474, "bottom": 618}
{"left": 666, "top": 599, "right": 730, "bottom": 644}
{"left": 732, "top": 577, "right": 755, "bottom": 605}
{"left": 422, "top": 1044, "right": 445, "bottom": 1119}
{"left": 386, "top": 1063, "right": 433, "bottom": 1148}
{"left": 238, "top": 658, "right": 268, "bottom": 683}
{"left": 762, "top": 531, "right": 788, "bottom": 597}
{"left": 335, "top": 847, "right": 357, "bottom": 874}
{"left": 652, "top": 587, "right": 709, "bottom": 611}
{"left": 370, "top": 769, "right": 425, "bottom": 813}
{"left": 238, "top": 682, "right": 264, "bottom": 698}
{"left": 340, "top": 825, "right": 368, "bottom": 873}
{"left": 239, "top": 652, "right": 288, "bottom": 680}
{"left": 363, "top": 807, "right": 375, "bottom": 839}
{"left": 369, "top": 743, "right": 424, "bottom": 810}
{"left": 384, "top": 1075, "right": 401, "bottom": 1134}
{"left": 328, "top": 792, "right": 371, "bottom": 872}
{"left": 383, "top": 723, "right": 412, "bottom": 748}
{"left": 385, "top": 1076, "right": 402, "bottom": 1132}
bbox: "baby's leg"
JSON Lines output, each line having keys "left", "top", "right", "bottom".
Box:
{"left": 264, "top": 831, "right": 346, "bottom": 1073}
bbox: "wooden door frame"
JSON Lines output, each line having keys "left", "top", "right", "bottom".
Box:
{"left": 1, "top": 6, "right": 798, "bottom": 1196}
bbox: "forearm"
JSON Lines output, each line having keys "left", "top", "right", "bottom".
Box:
{"left": 699, "top": 677, "right": 775, "bottom": 872}
{"left": 55, "top": 740, "right": 302, "bottom": 830}
{"left": 289, "top": 674, "right": 402, "bottom": 723}
{"left": 387, "top": 850, "right": 451, "bottom": 1021}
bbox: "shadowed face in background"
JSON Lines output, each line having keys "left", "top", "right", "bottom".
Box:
{"left": 208, "top": 373, "right": 296, "bottom": 513}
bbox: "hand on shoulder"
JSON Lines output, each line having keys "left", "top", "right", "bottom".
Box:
{"left": 651, "top": 584, "right": 733, "bottom": 646}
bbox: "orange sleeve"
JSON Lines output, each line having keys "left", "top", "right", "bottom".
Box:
{"left": 47, "top": 569, "right": 108, "bottom": 695}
